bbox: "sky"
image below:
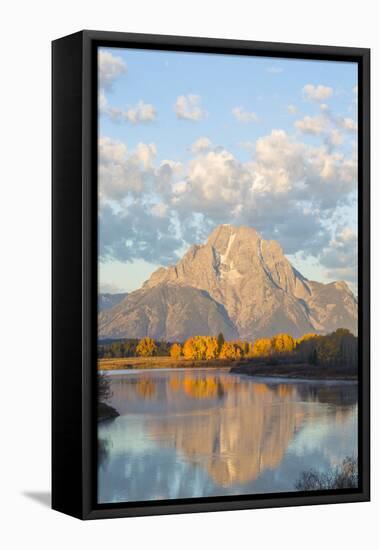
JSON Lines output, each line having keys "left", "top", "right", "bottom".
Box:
{"left": 98, "top": 47, "right": 358, "bottom": 295}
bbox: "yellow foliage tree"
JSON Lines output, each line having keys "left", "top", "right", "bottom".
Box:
{"left": 219, "top": 342, "right": 241, "bottom": 360}
{"left": 232, "top": 339, "right": 250, "bottom": 357}
{"left": 182, "top": 336, "right": 208, "bottom": 360}
{"left": 205, "top": 337, "right": 219, "bottom": 359}
{"left": 170, "top": 342, "right": 182, "bottom": 360}
{"left": 245, "top": 342, "right": 255, "bottom": 357}
{"left": 271, "top": 333, "right": 295, "bottom": 354}
{"left": 136, "top": 337, "right": 157, "bottom": 357}
{"left": 252, "top": 338, "right": 272, "bottom": 357}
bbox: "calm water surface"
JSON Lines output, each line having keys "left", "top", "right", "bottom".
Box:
{"left": 98, "top": 369, "right": 357, "bottom": 503}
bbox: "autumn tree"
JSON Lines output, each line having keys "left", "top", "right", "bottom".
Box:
{"left": 233, "top": 340, "right": 252, "bottom": 357}
{"left": 296, "top": 329, "right": 357, "bottom": 368}
{"left": 170, "top": 342, "right": 182, "bottom": 360}
{"left": 252, "top": 337, "right": 272, "bottom": 357}
{"left": 136, "top": 337, "right": 157, "bottom": 357}
{"left": 272, "top": 333, "right": 295, "bottom": 354}
{"left": 183, "top": 336, "right": 208, "bottom": 360}
{"left": 219, "top": 342, "right": 241, "bottom": 360}
{"left": 205, "top": 337, "right": 219, "bottom": 359}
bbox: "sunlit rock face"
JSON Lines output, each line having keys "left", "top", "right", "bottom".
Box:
{"left": 99, "top": 224, "right": 357, "bottom": 340}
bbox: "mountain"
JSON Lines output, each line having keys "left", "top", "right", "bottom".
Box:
{"left": 98, "top": 292, "right": 128, "bottom": 312}
{"left": 98, "top": 284, "right": 237, "bottom": 341}
{"left": 98, "top": 224, "right": 357, "bottom": 341}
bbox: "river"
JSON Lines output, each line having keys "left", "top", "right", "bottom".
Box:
{"left": 98, "top": 368, "right": 358, "bottom": 503}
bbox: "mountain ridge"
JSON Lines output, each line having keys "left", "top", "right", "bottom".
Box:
{"left": 99, "top": 224, "right": 357, "bottom": 341}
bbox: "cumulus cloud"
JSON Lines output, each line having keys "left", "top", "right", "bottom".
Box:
{"left": 99, "top": 204, "right": 183, "bottom": 265}
{"left": 303, "top": 84, "right": 333, "bottom": 102}
{"left": 166, "top": 130, "right": 356, "bottom": 256}
{"left": 294, "top": 101, "right": 357, "bottom": 147}
{"left": 327, "top": 129, "right": 344, "bottom": 147}
{"left": 190, "top": 136, "right": 212, "bottom": 154}
{"left": 319, "top": 227, "right": 357, "bottom": 285}
{"left": 295, "top": 115, "right": 327, "bottom": 135}
{"left": 232, "top": 106, "right": 258, "bottom": 123}
{"left": 98, "top": 128, "right": 357, "bottom": 286}
{"left": 338, "top": 117, "right": 357, "bottom": 132}
{"left": 174, "top": 94, "right": 206, "bottom": 121}
{"left": 101, "top": 97, "right": 157, "bottom": 124}
{"left": 99, "top": 50, "right": 127, "bottom": 90}
{"left": 99, "top": 137, "right": 156, "bottom": 201}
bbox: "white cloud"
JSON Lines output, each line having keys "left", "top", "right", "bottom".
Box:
{"left": 303, "top": 84, "right": 333, "bottom": 102}
{"left": 174, "top": 94, "right": 206, "bottom": 121}
{"left": 295, "top": 115, "right": 327, "bottom": 135}
{"left": 232, "top": 106, "right": 258, "bottom": 123}
{"left": 328, "top": 129, "right": 344, "bottom": 147}
{"left": 287, "top": 104, "right": 298, "bottom": 115}
{"left": 135, "top": 142, "right": 157, "bottom": 169}
{"left": 99, "top": 128, "right": 357, "bottom": 286}
{"left": 166, "top": 129, "right": 356, "bottom": 258}
{"left": 319, "top": 227, "right": 357, "bottom": 286}
{"left": 99, "top": 137, "right": 156, "bottom": 200}
{"left": 123, "top": 101, "right": 157, "bottom": 124}
{"left": 98, "top": 50, "right": 127, "bottom": 90}
{"left": 99, "top": 204, "right": 182, "bottom": 265}
{"left": 294, "top": 101, "right": 357, "bottom": 146}
{"left": 338, "top": 117, "right": 357, "bottom": 132}
{"left": 101, "top": 97, "right": 157, "bottom": 124}
{"left": 190, "top": 136, "right": 212, "bottom": 154}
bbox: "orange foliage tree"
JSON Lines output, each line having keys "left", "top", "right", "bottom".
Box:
{"left": 136, "top": 337, "right": 157, "bottom": 357}
{"left": 182, "top": 336, "right": 208, "bottom": 360}
{"left": 170, "top": 342, "right": 182, "bottom": 360}
{"left": 219, "top": 342, "right": 241, "bottom": 360}
{"left": 205, "top": 337, "right": 219, "bottom": 359}
{"left": 271, "top": 333, "right": 295, "bottom": 354}
{"left": 252, "top": 337, "right": 272, "bottom": 357}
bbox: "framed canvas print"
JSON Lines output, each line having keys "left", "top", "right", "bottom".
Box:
{"left": 52, "top": 30, "right": 370, "bottom": 520}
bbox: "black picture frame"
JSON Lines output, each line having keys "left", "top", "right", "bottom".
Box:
{"left": 52, "top": 30, "right": 370, "bottom": 520}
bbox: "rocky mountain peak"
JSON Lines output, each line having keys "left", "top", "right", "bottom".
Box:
{"left": 99, "top": 224, "right": 358, "bottom": 341}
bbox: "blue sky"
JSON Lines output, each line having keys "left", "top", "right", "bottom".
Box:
{"left": 98, "top": 47, "right": 358, "bottom": 294}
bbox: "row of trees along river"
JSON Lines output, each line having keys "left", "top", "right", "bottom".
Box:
{"left": 98, "top": 328, "right": 358, "bottom": 369}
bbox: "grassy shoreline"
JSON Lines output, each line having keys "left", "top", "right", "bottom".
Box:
{"left": 98, "top": 357, "right": 357, "bottom": 380}
{"left": 98, "top": 356, "right": 231, "bottom": 370}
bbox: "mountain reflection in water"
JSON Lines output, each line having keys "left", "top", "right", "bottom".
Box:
{"left": 98, "top": 370, "right": 357, "bottom": 503}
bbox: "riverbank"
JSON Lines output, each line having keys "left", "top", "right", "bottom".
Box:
{"left": 98, "top": 356, "right": 357, "bottom": 380}
{"left": 98, "top": 356, "right": 232, "bottom": 370}
{"left": 230, "top": 362, "right": 357, "bottom": 380}
{"left": 98, "top": 401, "right": 120, "bottom": 422}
